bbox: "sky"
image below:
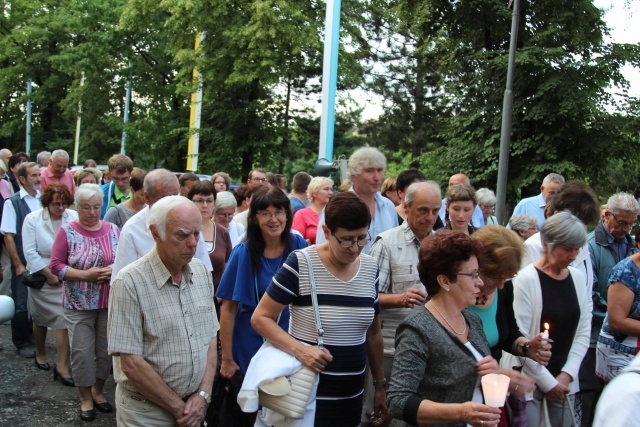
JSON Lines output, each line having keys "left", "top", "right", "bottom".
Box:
{"left": 355, "top": 0, "right": 640, "bottom": 121}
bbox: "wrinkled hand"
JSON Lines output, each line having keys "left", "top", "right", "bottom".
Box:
{"left": 370, "top": 386, "right": 388, "bottom": 426}
{"left": 401, "top": 288, "right": 428, "bottom": 309}
{"left": 176, "top": 393, "right": 206, "bottom": 427}
{"left": 84, "top": 267, "right": 112, "bottom": 283}
{"left": 545, "top": 383, "right": 569, "bottom": 401}
{"left": 295, "top": 345, "right": 333, "bottom": 373}
{"left": 502, "top": 368, "right": 536, "bottom": 398}
{"left": 528, "top": 334, "right": 552, "bottom": 365}
{"left": 220, "top": 359, "right": 240, "bottom": 379}
{"left": 459, "top": 401, "right": 501, "bottom": 427}
{"left": 477, "top": 356, "right": 500, "bottom": 377}
{"left": 46, "top": 274, "right": 60, "bottom": 287}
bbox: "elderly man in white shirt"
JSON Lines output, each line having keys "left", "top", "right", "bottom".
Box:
{"left": 111, "top": 169, "right": 213, "bottom": 281}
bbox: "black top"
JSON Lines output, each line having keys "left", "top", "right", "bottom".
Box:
{"left": 537, "top": 267, "right": 580, "bottom": 377}
{"left": 492, "top": 281, "right": 525, "bottom": 361}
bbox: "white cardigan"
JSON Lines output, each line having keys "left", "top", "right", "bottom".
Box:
{"left": 501, "top": 264, "right": 592, "bottom": 397}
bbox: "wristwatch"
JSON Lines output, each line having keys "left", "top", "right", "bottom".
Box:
{"left": 373, "top": 378, "right": 387, "bottom": 388}
{"left": 197, "top": 389, "right": 211, "bottom": 404}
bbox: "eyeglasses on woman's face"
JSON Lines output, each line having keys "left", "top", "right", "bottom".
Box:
{"left": 257, "top": 209, "right": 287, "bottom": 221}
{"left": 457, "top": 270, "right": 481, "bottom": 280}
{"left": 332, "top": 231, "right": 372, "bottom": 248}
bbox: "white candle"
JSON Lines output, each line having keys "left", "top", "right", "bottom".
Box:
{"left": 481, "top": 374, "right": 511, "bottom": 407}
{"left": 542, "top": 322, "right": 550, "bottom": 340}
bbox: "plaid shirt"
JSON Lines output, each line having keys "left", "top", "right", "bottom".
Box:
{"left": 108, "top": 247, "right": 219, "bottom": 398}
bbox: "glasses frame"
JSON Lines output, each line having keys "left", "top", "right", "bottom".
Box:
{"left": 457, "top": 270, "right": 481, "bottom": 280}
{"left": 333, "top": 231, "right": 372, "bottom": 249}
{"left": 257, "top": 209, "right": 288, "bottom": 220}
{"left": 610, "top": 212, "right": 637, "bottom": 229}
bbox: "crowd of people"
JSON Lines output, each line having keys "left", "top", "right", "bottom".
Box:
{"left": 0, "top": 145, "right": 638, "bottom": 427}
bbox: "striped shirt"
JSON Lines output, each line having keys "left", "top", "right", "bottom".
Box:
{"left": 267, "top": 245, "right": 379, "bottom": 426}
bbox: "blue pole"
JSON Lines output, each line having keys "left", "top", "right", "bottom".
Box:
{"left": 318, "top": 0, "right": 342, "bottom": 161}
{"left": 26, "top": 79, "right": 32, "bottom": 155}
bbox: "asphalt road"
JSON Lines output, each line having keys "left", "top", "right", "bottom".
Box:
{"left": 0, "top": 321, "right": 116, "bottom": 426}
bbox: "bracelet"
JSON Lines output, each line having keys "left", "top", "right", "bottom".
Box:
{"left": 522, "top": 340, "right": 530, "bottom": 357}
{"left": 373, "top": 378, "right": 387, "bottom": 388}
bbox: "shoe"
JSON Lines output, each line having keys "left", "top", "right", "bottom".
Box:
{"left": 80, "top": 409, "right": 96, "bottom": 422}
{"left": 53, "top": 366, "right": 76, "bottom": 387}
{"left": 18, "top": 347, "right": 35, "bottom": 358}
{"left": 92, "top": 399, "right": 113, "bottom": 413}
{"left": 34, "top": 359, "right": 51, "bottom": 371}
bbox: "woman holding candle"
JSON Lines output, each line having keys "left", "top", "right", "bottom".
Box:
{"left": 387, "top": 231, "right": 502, "bottom": 427}
{"left": 502, "top": 212, "right": 592, "bottom": 426}
{"left": 470, "top": 227, "right": 551, "bottom": 383}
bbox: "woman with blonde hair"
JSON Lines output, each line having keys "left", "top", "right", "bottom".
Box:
{"left": 445, "top": 184, "right": 478, "bottom": 235}
{"left": 292, "top": 176, "right": 333, "bottom": 245}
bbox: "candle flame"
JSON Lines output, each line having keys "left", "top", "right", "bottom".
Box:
{"left": 544, "top": 323, "right": 550, "bottom": 330}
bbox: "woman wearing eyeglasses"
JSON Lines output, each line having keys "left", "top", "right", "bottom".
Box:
{"left": 213, "top": 191, "right": 245, "bottom": 247}
{"left": 253, "top": 192, "right": 386, "bottom": 426}
{"left": 387, "top": 230, "right": 502, "bottom": 427}
{"left": 50, "top": 184, "right": 120, "bottom": 422}
{"left": 211, "top": 171, "right": 232, "bottom": 192}
{"left": 217, "top": 186, "right": 306, "bottom": 384}
{"left": 187, "top": 181, "right": 232, "bottom": 289}
{"left": 22, "top": 183, "right": 77, "bottom": 380}
{"left": 502, "top": 212, "right": 592, "bottom": 426}
{"left": 476, "top": 188, "right": 498, "bottom": 226}
{"left": 470, "top": 226, "right": 552, "bottom": 424}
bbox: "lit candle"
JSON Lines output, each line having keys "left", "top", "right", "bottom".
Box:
{"left": 542, "top": 322, "right": 550, "bottom": 340}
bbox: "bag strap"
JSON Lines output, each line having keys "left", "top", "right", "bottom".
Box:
{"left": 562, "top": 394, "right": 578, "bottom": 427}
{"left": 301, "top": 249, "right": 324, "bottom": 350}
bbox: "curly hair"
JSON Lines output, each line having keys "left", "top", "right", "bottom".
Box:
{"left": 40, "top": 182, "right": 73, "bottom": 208}
{"left": 418, "top": 230, "right": 482, "bottom": 296}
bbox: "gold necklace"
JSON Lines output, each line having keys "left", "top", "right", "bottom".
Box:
{"left": 432, "top": 303, "right": 468, "bottom": 335}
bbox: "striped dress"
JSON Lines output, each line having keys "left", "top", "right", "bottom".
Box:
{"left": 267, "top": 245, "right": 380, "bottom": 427}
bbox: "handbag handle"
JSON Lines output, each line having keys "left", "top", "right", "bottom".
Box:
{"left": 301, "top": 249, "right": 324, "bottom": 350}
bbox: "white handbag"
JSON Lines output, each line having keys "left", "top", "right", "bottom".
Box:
{"left": 258, "top": 250, "right": 324, "bottom": 419}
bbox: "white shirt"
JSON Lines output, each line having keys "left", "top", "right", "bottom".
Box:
{"left": 233, "top": 210, "right": 249, "bottom": 229}
{"left": 228, "top": 221, "right": 245, "bottom": 247}
{"left": 111, "top": 206, "right": 213, "bottom": 282}
{"left": 22, "top": 208, "right": 78, "bottom": 272}
{"left": 593, "top": 354, "right": 640, "bottom": 426}
{"left": 0, "top": 188, "right": 42, "bottom": 235}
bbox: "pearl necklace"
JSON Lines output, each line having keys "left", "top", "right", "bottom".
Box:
{"left": 432, "top": 303, "right": 468, "bottom": 336}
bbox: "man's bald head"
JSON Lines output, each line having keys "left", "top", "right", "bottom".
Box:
{"left": 449, "top": 173, "right": 470, "bottom": 188}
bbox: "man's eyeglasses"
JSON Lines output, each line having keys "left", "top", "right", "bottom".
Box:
{"left": 333, "top": 231, "right": 371, "bottom": 248}
{"left": 457, "top": 270, "right": 481, "bottom": 280}
{"left": 111, "top": 176, "right": 130, "bottom": 183}
{"left": 251, "top": 177, "right": 267, "bottom": 183}
{"left": 610, "top": 212, "right": 636, "bottom": 229}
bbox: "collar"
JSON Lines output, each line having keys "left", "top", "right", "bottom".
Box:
{"left": 536, "top": 193, "right": 546, "bottom": 208}
{"left": 602, "top": 221, "right": 626, "bottom": 245}
{"left": 113, "top": 185, "right": 131, "bottom": 200}
{"left": 402, "top": 221, "right": 422, "bottom": 246}
{"left": 149, "top": 247, "right": 194, "bottom": 289}
{"left": 350, "top": 186, "right": 385, "bottom": 207}
{"left": 19, "top": 187, "right": 40, "bottom": 200}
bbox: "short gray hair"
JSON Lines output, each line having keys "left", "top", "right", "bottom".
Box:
{"left": 540, "top": 211, "right": 587, "bottom": 252}
{"left": 214, "top": 191, "right": 237, "bottom": 211}
{"left": 509, "top": 214, "right": 537, "bottom": 233}
{"left": 307, "top": 176, "right": 334, "bottom": 201}
{"left": 542, "top": 173, "right": 565, "bottom": 186}
{"left": 51, "top": 149, "right": 69, "bottom": 162}
{"left": 607, "top": 192, "right": 640, "bottom": 216}
{"left": 476, "top": 188, "right": 497, "bottom": 206}
{"left": 36, "top": 151, "right": 51, "bottom": 165}
{"left": 144, "top": 169, "right": 178, "bottom": 199}
{"left": 405, "top": 181, "right": 441, "bottom": 207}
{"left": 74, "top": 183, "right": 104, "bottom": 209}
{"left": 148, "top": 195, "right": 198, "bottom": 241}
{"left": 347, "top": 146, "right": 386, "bottom": 179}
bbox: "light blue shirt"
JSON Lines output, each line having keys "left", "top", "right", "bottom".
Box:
{"left": 438, "top": 198, "right": 485, "bottom": 229}
{"left": 315, "top": 190, "right": 398, "bottom": 254}
{"left": 509, "top": 193, "right": 546, "bottom": 229}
